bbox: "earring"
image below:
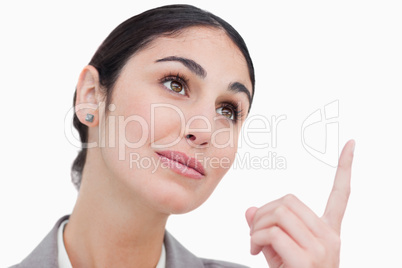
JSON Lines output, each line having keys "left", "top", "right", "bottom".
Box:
{"left": 85, "top": 113, "right": 94, "bottom": 123}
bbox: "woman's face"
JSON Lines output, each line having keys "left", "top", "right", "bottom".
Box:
{"left": 98, "top": 26, "right": 252, "bottom": 214}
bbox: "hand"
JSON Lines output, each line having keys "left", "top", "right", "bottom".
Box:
{"left": 245, "top": 140, "right": 355, "bottom": 268}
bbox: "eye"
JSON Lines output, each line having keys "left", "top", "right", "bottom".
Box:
{"left": 216, "top": 105, "right": 235, "bottom": 120}
{"left": 216, "top": 102, "right": 244, "bottom": 123}
{"left": 163, "top": 80, "right": 185, "bottom": 95}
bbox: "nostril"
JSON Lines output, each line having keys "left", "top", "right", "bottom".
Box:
{"left": 186, "top": 134, "right": 196, "bottom": 141}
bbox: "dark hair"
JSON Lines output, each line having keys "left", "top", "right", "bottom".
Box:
{"left": 71, "top": 4, "right": 255, "bottom": 190}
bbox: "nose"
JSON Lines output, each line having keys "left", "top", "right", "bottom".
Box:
{"left": 184, "top": 113, "right": 213, "bottom": 148}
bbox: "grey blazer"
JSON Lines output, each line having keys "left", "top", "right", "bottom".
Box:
{"left": 10, "top": 215, "right": 248, "bottom": 268}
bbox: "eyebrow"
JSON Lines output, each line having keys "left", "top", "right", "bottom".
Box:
{"left": 229, "top": 82, "right": 252, "bottom": 109}
{"left": 156, "top": 56, "right": 252, "bottom": 108}
{"left": 156, "top": 56, "right": 207, "bottom": 78}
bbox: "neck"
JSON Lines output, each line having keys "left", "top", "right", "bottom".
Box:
{"left": 64, "top": 149, "right": 169, "bottom": 268}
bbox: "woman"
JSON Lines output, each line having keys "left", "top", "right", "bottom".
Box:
{"left": 11, "top": 4, "right": 355, "bottom": 268}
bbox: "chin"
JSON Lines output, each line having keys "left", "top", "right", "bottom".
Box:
{"left": 147, "top": 182, "right": 211, "bottom": 215}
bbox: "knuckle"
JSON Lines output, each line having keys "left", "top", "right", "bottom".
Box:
{"left": 273, "top": 205, "right": 288, "bottom": 219}
{"left": 300, "top": 257, "right": 314, "bottom": 268}
{"left": 253, "top": 209, "right": 261, "bottom": 223}
{"left": 323, "top": 228, "right": 341, "bottom": 245}
{"left": 268, "top": 226, "right": 281, "bottom": 243}
{"left": 338, "top": 159, "right": 352, "bottom": 170}
{"left": 334, "top": 188, "right": 350, "bottom": 203}
{"left": 307, "top": 253, "right": 324, "bottom": 268}
{"left": 282, "top": 193, "right": 297, "bottom": 204}
{"left": 313, "top": 243, "right": 326, "bottom": 260}
{"left": 250, "top": 231, "right": 261, "bottom": 245}
{"left": 250, "top": 233, "right": 258, "bottom": 244}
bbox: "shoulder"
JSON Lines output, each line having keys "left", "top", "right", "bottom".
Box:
{"left": 10, "top": 216, "right": 249, "bottom": 268}
{"left": 164, "top": 231, "right": 249, "bottom": 268}
{"left": 9, "top": 215, "right": 69, "bottom": 268}
{"left": 200, "top": 258, "right": 249, "bottom": 268}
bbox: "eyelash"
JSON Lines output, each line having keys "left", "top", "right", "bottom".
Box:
{"left": 159, "top": 73, "right": 189, "bottom": 95}
{"left": 159, "top": 73, "right": 244, "bottom": 123}
{"left": 219, "top": 102, "right": 244, "bottom": 123}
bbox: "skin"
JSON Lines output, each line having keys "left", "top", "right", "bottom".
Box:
{"left": 66, "top": 25, "right": 355, "bottom": 267}
{"left": 67, "top": 26, "right": 252, "bottom": 267}
{"left": 246, "top": 139, "right": 355, "bottom": 267}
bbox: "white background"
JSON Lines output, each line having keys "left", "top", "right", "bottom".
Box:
{"left": 1, "top": 1, "right": 401, "bottom": 267}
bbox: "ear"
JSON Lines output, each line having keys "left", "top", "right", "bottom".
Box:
{"left": 75, "top": 65, "right": 103, "bottom": 127}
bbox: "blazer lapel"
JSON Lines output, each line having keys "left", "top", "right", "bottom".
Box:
{"left": 13, "top": 215, "right": 69, "bottom": 268}
{"left": 12, "top": 216, "right": 206, "bottom": 268}
{"left": 164, "top": 231, "right": 204, "bottom": 268}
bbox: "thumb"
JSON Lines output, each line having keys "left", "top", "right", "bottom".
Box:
{"left": 245, "top": 206, "right": 258, "bottom": 228}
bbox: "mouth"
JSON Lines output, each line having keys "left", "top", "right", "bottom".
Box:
{"left": 156, "top": 150, "right": 205, "bottom": 179}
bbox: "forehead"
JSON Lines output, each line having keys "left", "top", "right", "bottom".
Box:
{"left": 125, "top": 26, "right": 252, "bottom": 94}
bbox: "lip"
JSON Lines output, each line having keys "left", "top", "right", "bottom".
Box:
{"left": 156, "top": 150, "right": 205, "bottom": 179}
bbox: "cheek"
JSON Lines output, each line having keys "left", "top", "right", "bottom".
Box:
{"left": 151, "top": 105, "right": 187, "bottom": 146}
{"left": 193, "top": 146, "right": 237, "bottom": 209}
{"left": 109, "top": 104, "right": 151, "bottom": 153}
{"left": 210, "top": 147, "right": 237, "bottom": 175}
{"left": 123, "top": 105, "right": 151, "bottom": 144}
{"left": 98, "top": 97, "right": 153, "bottom": 170}
{"left": 211, "top": 122, "right": 239, "bottom": 149}
{"left": 109, "top": 90, "right": 156, "bottom": 149}
{"left": 209, "top": 125, "right": 240, "bottom": 178}
{"left": 207, "top": 135, "right": 239, "bottom": 179}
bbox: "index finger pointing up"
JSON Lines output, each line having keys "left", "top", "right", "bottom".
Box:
{"left": 322, "top": 139, "right": 356, "bottom": 234}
